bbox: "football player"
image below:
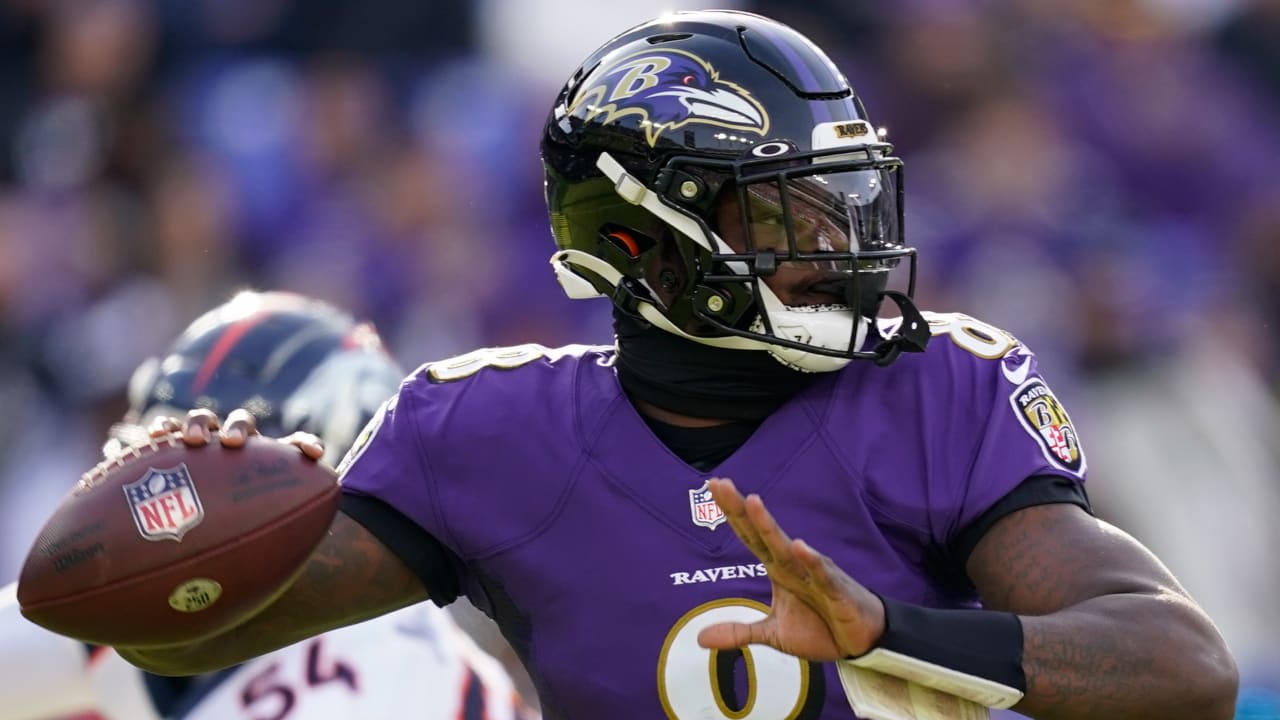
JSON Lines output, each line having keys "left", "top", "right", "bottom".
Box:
{"left": 92, "top": 10, "right": 1236, "bottom": 719}
{"left": 0, "top": 290, "right": 533, "bottom": 720}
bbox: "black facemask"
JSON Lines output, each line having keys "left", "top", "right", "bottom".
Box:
{"left": 612, "top": 310, "right": 818, "bottom": 423}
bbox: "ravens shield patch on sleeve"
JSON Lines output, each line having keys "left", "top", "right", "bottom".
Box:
{"left": 1009, "top": 378, "right": 1085, "bottom": 475}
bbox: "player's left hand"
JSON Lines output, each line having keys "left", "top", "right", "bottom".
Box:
{"left": 697, "top": 477, "right": 886, "bottom": 661}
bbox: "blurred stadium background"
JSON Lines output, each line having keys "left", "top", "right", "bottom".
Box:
{"left": 0, "top": 0, "right": 1276, "bottom": 717}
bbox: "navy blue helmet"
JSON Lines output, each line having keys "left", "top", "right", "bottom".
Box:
{"left": 110, "top": 291, "right": 405, "bottom": 465}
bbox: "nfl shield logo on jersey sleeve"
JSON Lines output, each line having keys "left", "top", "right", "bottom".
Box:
{"left": 688, "top": 480, "right": 726, "bottom": 530}
{"left": 123, "top": 464, "right": 205, "bottom": 542}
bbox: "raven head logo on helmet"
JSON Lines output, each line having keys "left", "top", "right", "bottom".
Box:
{"left": 568, "top": 49, "right": 769, "bottom": 147}
{"left": 542, "top": 10, "right": 930, "bottom": 373}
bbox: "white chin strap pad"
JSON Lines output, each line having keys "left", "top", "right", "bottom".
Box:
{"left": 764, "top": 332, "right": 857, "bottom": 373}
{"left": 754, "top": 281, "right": 861, "bottom": 372}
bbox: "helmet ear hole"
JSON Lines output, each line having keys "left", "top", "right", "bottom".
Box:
{"left": 612, "top": 232, "right": 640, "bottom": 256}
{"left": 600, "top": 227, "right": 648, "bottom": 258}
{"left": 598, "top": 225, "right": 657, "bottom": 269}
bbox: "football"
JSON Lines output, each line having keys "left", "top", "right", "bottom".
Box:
{"left": 16, "top": 433, "right": 340, "bottom": 648}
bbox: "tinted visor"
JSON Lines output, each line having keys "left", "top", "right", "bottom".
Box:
{"left": 701, "top": 148, "right": 909, "bottom": 322}
{"left": 733, "top": 164, "right": 902, "bottom": 267}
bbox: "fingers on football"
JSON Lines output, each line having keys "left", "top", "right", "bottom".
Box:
{"left": 146, "top": 416, "right": 181, "bottom": 439}
{"left": 180, "top": 408, "right": 220, "bottom": 446}
{"left": 219, "top": 408, "right": 259, "bottom": 447}
{"left": 281, "top": 431, "right": 325, "bottom": 461}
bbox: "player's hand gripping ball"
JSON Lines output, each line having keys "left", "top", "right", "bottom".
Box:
{"left": 16, "top": 433, "right": 339, "bottom": 648}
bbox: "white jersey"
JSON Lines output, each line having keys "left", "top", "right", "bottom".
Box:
{"left": 0, "top": 581, "right": 97, "bottom": 719}
{"left": 1, "top": 582, "right": 532, "bottom": 720}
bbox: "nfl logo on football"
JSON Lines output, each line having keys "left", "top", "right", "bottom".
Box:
{"left": 123, "top": 464, "right": 205, "bottom": 542}
{"left": 689, "top": 480, "right": 726, "bottom": 530}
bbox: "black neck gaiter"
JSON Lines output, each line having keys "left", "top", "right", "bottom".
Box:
{"left": 613, "top": 311, "right": 819, "bottom": 422}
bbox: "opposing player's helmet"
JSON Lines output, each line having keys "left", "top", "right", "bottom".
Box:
{"left": 543, "top": 10, "right": 929, "bottom": 372}
{"left": 108, "top": 291, "right": 404, "bottom": 465}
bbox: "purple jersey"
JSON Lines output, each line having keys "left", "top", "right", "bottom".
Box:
{"left": 338, "top": 312, "right": 1087, "bottom": 719}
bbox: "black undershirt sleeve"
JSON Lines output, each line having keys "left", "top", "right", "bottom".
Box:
{"left": 951, "top": 474, "right": 1092, "bottom": 570}
{"left": 338, "top": 493, "right": 463, "bottom": 606}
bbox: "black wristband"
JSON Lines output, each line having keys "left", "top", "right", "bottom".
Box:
{"left": 857, "top": 595, "right": 1027, "bottom": 693}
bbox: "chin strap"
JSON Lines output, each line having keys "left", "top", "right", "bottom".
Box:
{"left": 552, "top": 249, "right": 761, "bottom": 351}
{"left": 871, "top": 291, "right": 931, "bottom": 367}
{"left": 555, "top": 248, "right": 932, "bottom": 369}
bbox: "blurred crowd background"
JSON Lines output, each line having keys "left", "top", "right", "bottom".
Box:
{"left": 0, "top": 0, "right": 1276, "bottom": 716}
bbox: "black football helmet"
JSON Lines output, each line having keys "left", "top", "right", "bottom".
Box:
{"left": 542, "top": 10, "right": 928, "bottom": 371}
{"left": 107, "top": 291, "right": 405, "bottom": 465}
